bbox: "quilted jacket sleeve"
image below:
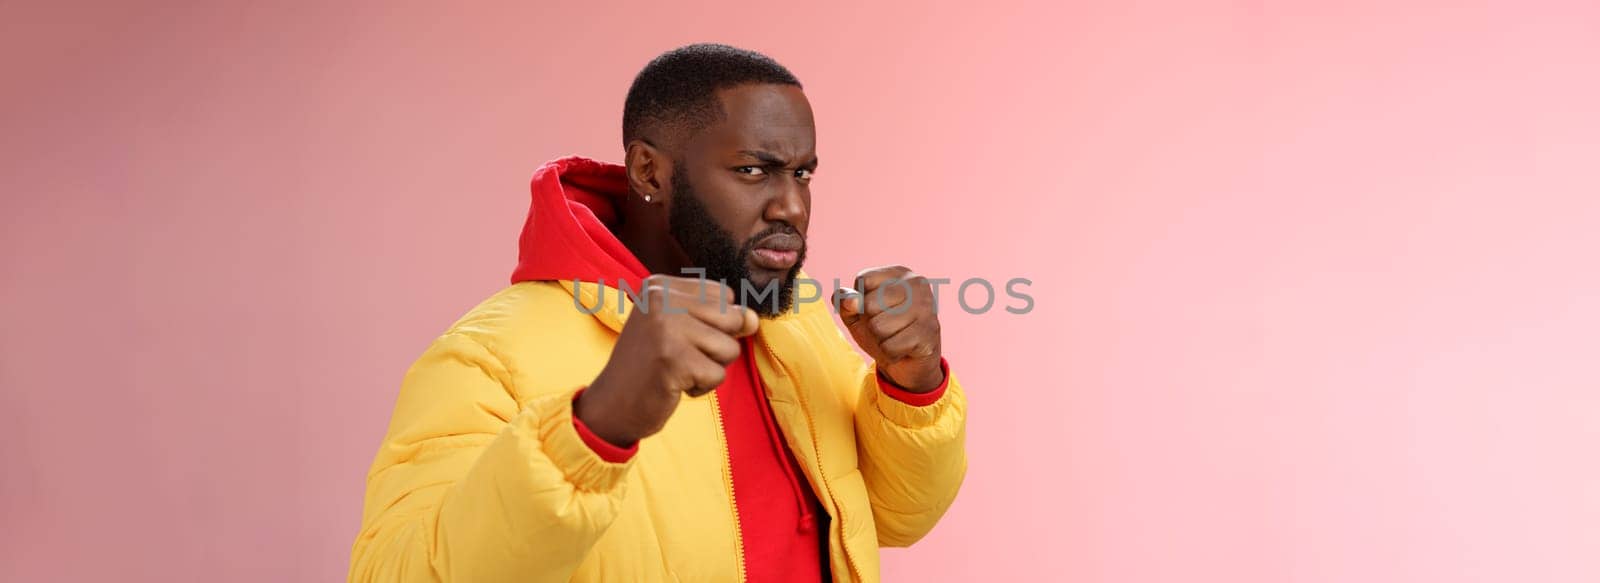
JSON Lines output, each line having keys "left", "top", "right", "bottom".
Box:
{"left": 348, "top": 333, "right": 633, "bottom": 582}
{"left": 817, "top": 317, "right": 969, "bottom": 548}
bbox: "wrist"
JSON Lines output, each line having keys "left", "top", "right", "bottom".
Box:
{"left": 880, "top": 362, "right": 945, "bottom": 394}
{"left": 573, "top": 386, "right": 639, "bottom": 446}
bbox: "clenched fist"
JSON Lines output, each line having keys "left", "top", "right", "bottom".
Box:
{"left": 576, "top": 275, "right": 760, "bottom": 445}
{"left": 833, "top": 265, "right": 946, "bottom": 392}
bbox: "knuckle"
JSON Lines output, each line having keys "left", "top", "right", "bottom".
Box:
{"left": 657, "top": 278, "right": 683, "bottom": 293}
{"left": 653, "top": 340, "right": 678, "bottom": 364}
{"left": 671, "top": 276, "right": 702, "bottom": 291}
{"left": 700, "top": 368, "right": 726, "bottom": 388}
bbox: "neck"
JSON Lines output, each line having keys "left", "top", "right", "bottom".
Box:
{"left": 616, "top": 199, "right": 690, "bottom": 277}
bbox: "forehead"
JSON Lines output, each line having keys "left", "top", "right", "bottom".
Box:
{"left": 689, "top": 84, "right": 815, "bottom": 158}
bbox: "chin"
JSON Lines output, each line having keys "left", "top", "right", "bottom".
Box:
{"left": 738, "top": 269, "right": 798, "bottom": 316}
{"left": 747, "top": 270, "right": 781, "bottom": 286}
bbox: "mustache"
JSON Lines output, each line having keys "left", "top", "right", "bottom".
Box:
{"left": 741, "top": 223, "right": 804, "bottom": 252}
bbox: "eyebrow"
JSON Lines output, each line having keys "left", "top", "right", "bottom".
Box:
{"left": 738, "top": 150, "right": 819, "bottom": 169}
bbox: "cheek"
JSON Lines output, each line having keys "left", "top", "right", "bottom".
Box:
{"left": 702, "top": 180, "right": 768, "bottom": 235}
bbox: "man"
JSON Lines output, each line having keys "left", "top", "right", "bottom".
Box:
{"left": 349, "top": 44, "right": 967, "bottom": 583}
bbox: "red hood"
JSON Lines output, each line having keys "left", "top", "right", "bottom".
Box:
{"left": 509, "top": 156, "right": 650, "bottom": 288}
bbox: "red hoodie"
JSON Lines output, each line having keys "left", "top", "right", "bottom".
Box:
{"left": 509, "top": 156, "right": 946, "bottom": 582}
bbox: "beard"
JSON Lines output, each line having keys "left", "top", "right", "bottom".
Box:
{"left": 667, "top": 167, "right": 806, "bottom": 317}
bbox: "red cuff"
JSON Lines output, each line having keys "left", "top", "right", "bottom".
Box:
{"left": 572, "top": 390, "right": 638, "bottom": 463}
{"left": 876, "top": 358, "right": 950, "bottom": 407}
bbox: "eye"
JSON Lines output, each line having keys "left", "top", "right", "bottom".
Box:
{"left": 795, "top": 168, "right": 813, "bottom": 181}
{"left": 735, "top": 166, "right": 766, "bottom": 176}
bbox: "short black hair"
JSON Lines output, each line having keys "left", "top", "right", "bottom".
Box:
{"left": 622, "top": 43, "right": 801, "bottom": 147}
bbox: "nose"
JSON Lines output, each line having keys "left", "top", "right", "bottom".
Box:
{"left": 762, "top": 175, "right": 808, "bottom": 230}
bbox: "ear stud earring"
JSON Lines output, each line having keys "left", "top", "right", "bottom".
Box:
{"left": 643, "top": 194, "right": 653, "bottom": 202}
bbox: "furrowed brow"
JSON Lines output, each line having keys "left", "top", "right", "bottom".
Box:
{"left": 737, "top": 150, "right": 788, "bottom": 166}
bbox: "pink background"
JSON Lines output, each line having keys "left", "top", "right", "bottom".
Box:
{"left": 4, "top": 1, "right": 1599, "bottom": 581}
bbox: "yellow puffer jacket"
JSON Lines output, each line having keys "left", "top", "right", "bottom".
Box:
{"left": 349, "top": 277, "right": 968, "bottom": 582}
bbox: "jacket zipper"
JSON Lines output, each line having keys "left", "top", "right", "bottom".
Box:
{"left": 706, "top": 390, "right": 748, "bottom": 583}
{"left": 758, "top": 334, "right": 865, "bottom": 583}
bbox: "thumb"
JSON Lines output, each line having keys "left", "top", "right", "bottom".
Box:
{"left": 733, "top": 306, "right": 760, "bottom": 338}
{"left": 833, "top": 287, "right": 864, "bottom": 326}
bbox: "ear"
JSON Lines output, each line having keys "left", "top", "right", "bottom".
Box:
{"left": 624, "top": 139, "right": 670, "bottom": 204}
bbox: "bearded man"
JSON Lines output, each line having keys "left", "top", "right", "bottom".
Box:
{"left": 350, "top": 43, "right": 968, "bottom": 583}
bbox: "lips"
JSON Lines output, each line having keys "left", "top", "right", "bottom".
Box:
{"left": 750, "top": 233, "right": 804, "bottom": 271}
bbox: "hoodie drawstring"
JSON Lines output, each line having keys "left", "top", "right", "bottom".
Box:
{"left": 743, "top": 338, "right": 817, "bottom": 533}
